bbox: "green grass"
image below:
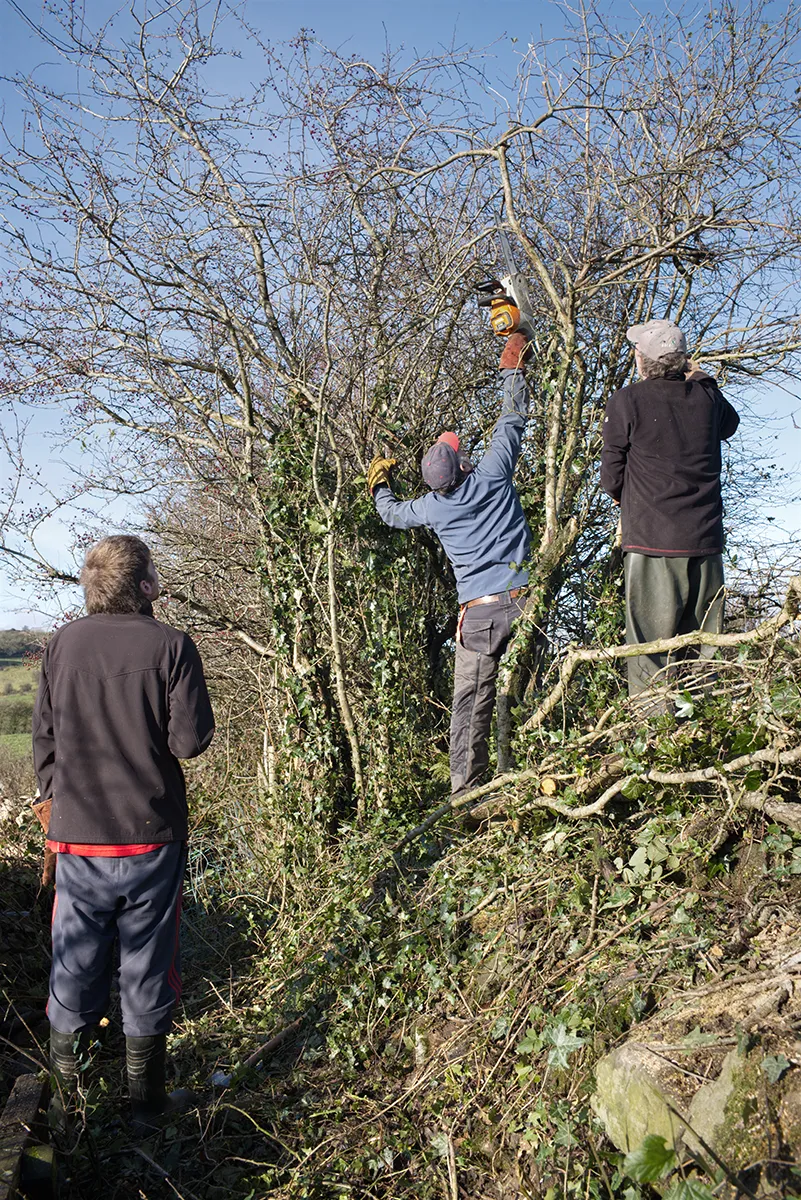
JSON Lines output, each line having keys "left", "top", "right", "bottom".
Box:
{"left": 0, "top": 733, "right": 32, "bottom": 758}
{"left": 0, "top": 662, "right": 38, "bottom": 700}
{"left": 0, "top": 697, "right": 35, "bottom": 734}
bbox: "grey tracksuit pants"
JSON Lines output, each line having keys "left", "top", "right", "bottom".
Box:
{"left": 49, "top": 842, "right": 186, "bottom": 1037}
{"left": 450, "top": 591, "right": 526, "bottom": 796}
{"left": 624, "top": 552, "right": 725, "bottom": 696}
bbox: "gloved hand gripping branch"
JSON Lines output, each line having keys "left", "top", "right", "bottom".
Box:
{"left": 367, "top": 455, "right": 397, "bottom": 495}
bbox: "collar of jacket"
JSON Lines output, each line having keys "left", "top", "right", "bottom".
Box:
{"left": 87, "top": 605, "right": 154, "bottom": 619}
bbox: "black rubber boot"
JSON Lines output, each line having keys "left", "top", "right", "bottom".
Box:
{"left": 49, "top": 1025, "right": 91, "bottom": 1136}
{"left": 126, "top": 1034, "right": 195, "bottom": 1131}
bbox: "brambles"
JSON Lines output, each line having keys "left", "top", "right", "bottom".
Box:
{"left": 1, "top": 621, "right": 801, "bottom": 1195}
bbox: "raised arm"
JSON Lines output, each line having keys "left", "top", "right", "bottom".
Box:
{"left": 367, "top": 453, "right": 432, "bottom": 530}
{"left": 687, "top": 366, "right": 740, "bottom": 442}
{"left": 373, "top": 487, "right": 430, "bottom": 530}
{"left": 478, "top": 333, "right": 532, "bottom": 481}
{"left": 706, "top": 381, "right": 740, "bottom": 441}
{"left": 718, "top": 395, "right": 740, "bottom": 442}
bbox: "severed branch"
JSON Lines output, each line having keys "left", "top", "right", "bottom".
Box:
{"left": 393, "top": 745, "right": 801, "bottom": 854}
{"left": 392, "top": 579, "right": 801, "bottom": 852}
{"left": 390, "top": 770, "right": 636, "bottom": 855}
{"left": 239, "top": 1015, "right": 305, "bottom": 1071}
{"left": 523, "top": 576, "right": 801, "bottom": 732}
{"left": 392, "top": 768, "right": 543, "bottom": 853}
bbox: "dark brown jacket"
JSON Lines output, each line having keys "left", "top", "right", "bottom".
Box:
{"left": 32, "top": 610, "right": 215, "bottom": 844}
{"left": 600, "top": 373, "right": 740, "bottom": 556}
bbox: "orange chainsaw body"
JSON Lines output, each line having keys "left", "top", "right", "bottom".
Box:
{"left": 489, "top": 296, "right": 522, "bottom": 336}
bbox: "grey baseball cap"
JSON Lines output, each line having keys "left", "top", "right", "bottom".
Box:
{"left": 627, "top": 319, "right": 687, "bottom": 361}
{"left": 421, "top": 441, "right": 460, "bottom": 491}
{"left": 421, "top": 433, "right": 473, "bottom": 492}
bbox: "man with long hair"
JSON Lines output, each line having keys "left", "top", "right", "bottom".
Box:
{"left": 32, "top": 535, "right": 215, "bottom": 1128}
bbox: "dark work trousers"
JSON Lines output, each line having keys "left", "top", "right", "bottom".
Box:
{"left": 450, "top": 591, "right": 527, "bottom": 796}
{"left": 624, "top": 552, "right": 725, "bottom": 696}
{"left": 49, "top": 842, "right": 186, "bottom": 1037}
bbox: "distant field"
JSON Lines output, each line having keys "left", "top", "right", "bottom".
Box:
{"left": 0, "top": 729, "right": 31, "bottom": 758}
{"left": 0, "top": 635, "right": 40, "bottom": 741}
{"left": 0, "top": 661, "right": 39, "bottom": 700}
{"left": 0, "top": 733, "right": 32, "bottom": 759}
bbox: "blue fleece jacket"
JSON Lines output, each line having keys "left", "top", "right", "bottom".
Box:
{"left": 373, "top": 368, "right": 532, "bottom": 604}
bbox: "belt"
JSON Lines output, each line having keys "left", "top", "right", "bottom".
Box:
{"left": 462, "top": 586, "right": 527, "bottom": 610}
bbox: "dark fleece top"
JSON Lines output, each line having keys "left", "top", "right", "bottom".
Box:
{"left": 600, "top": 373, "right": 740, "bottom": 557}
{"left": 32, "top": 610, "right": 215, "bottom": 844}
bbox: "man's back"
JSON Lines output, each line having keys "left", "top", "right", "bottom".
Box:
{"left": 34, "top": 611, "right": 215, "bottom": 844}
{"left": 373, "top": 369, "right": 533, "bottom": 603}
{"left": 420, "top": 454, "right": 531, "bottom": 602}
{"left": 601, "top": 374, "right": 740, "bottom": 556}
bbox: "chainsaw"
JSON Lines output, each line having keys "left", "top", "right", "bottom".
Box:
{"left": 475, "top": 222, "right": 536, "bottom": 339}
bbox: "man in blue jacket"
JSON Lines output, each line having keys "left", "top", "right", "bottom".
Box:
{"left": 368, "top": 332, "right": 532, "bottom": 797}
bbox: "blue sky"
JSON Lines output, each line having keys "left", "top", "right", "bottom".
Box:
{"left": 0, "top": 0, "right": 799, "bottom": 626}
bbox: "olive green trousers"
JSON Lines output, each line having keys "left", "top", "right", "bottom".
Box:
{"left": 624, "top": 552, "right": 725, "bottom": 697}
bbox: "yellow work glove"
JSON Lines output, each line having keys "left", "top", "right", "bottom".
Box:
{"left": 367, "top": 455, "right": 397, "bottom": 495}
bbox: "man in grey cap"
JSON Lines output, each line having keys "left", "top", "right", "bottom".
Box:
{"left": 601, "top": 318, "right": 740, "bottom": 702}
{"left": 366, "top": 332, "right": 533, "bottom": 798}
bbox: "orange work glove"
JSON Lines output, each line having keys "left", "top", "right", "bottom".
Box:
{"left": 31, "top": 797, "right": 55, "bottom": 887}
{"left": 499, "top": 331, "right": 531, "bottom": 371}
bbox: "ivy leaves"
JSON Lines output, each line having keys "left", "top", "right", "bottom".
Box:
{"left": 623, "top": 1135, "right": 714, "bottom": 1199}
{"left": 516, "top": 1018, "right": 587, "bottom": 1072}
{"left": 545, "top": 1023, "right": 587, "bottom": 1069}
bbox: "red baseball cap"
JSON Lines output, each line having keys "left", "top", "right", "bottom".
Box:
{"left": 437, "top": 431, "right": 460, "bottom": 452}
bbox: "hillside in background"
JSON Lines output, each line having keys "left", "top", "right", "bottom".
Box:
{"left": 0, "top": 630, "right": 44, "bottom": 659}
{"left": 0, "top": 630, "right": 41, "bottom": 797}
